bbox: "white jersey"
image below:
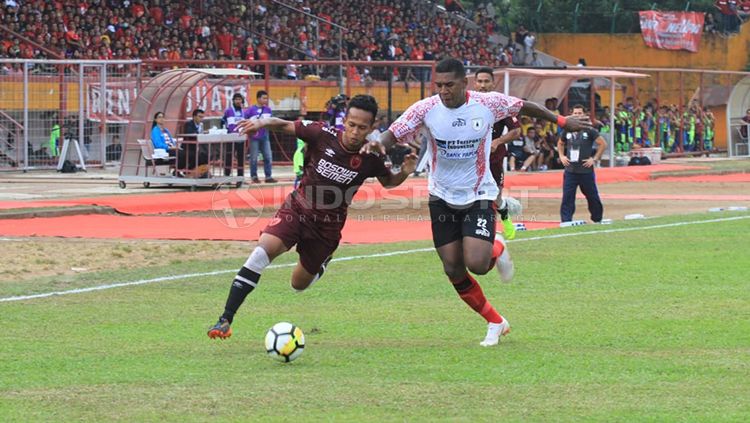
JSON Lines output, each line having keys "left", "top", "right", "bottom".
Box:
{"left": 390, "top": 91, "right": 522, "bottom": 205}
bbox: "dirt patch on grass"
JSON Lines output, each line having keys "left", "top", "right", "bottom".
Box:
{"left": 0, "top": 238, "right": 254, "bottom": 284}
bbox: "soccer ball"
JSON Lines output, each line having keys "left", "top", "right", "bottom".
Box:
{"left": 504, "top": 196, "right": 523, "bottom": 217}
{"left": 264, "top": 322, "right": 305, "bottom": 362}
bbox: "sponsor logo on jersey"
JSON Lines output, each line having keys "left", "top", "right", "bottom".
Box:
{"left": 434, "top": 137, "right": 483, "bottom": 159}
{"left": 322, "top": 126, "right": 337, "bottom": 137}
{"left": 472, "top": 118, "right": 483, "bottom": 131}
{"left": 325, "top": 148, "right": 336, "bottom": 157}
{"left": 452, "top": 118, "right": 466, "bottom": 127}
{"left": 316, "top": 158, "right": 359, "bottom": 184}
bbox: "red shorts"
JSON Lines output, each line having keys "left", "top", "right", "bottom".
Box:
{"left": 262, "top": 198, "right": 341, "bottom": 275}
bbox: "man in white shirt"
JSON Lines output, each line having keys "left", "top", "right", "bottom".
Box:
{"left": 362, "top": 58, "right": 590, "bottom": 347}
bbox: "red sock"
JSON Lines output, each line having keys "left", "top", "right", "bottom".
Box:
{"left": 451, "top": 273, "right": 503, "bottom": 323}
{"left": 492, "top": 238, "right": 504, "bottom": 258}
{"left": 486, "top": 238, "right": 504, "bottom": 273}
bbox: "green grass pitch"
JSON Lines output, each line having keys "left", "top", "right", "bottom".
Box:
{"left": 1, "top": 213, "right": 749, "bottom": 421}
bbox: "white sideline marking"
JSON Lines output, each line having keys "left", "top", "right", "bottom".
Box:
{"left": 1, "top": 215, "right": 748, "bottom": 303}
{"left": 0, "top": 248, "right": 433, "bottom": 303}
{"left": 510, "top": 215, "right": 750, "bottom": 243}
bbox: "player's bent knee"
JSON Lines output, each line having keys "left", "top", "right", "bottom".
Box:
{"left": 291, "top": 280, "right": 310, "bottom": 292}
{"left": 290, "top": 272, "right": 315, "bottom": 292}
{"left": 465, "top": 256, "right": 492, "bottom": 275}
{"left": 467, "top": 261, "right": 491, "bottom": 275}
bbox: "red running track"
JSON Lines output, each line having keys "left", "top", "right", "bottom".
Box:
{"left": 4, "top": 164, "right": 743, "bottom": 243}
{"left": 0, "top": 214, "right": 559, "bottom": 243}
{"left": 0, "top": 164, "right": 708, "bottom": 214}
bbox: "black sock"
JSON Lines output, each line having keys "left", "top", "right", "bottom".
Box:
{"left": 221, "top": 266, "right": 260, "bottom": 323}
{"left": 499, "top": 205, "right": 509, "bottom": 221}
{"left": 318, "top": 256, "right": 332, "bottom": 278}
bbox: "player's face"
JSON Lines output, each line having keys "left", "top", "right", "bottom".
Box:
{"left": 342, "top": 107, "right": 374, "bottom": 150}
{"left": 572, "top": 107, "right": 586, "bottom": 118}
{"left": 258, "top": 95, "right": 269, "bottom": 107}
{"left": 474, "top": 72, "right": 494, "bottom": 92}
{"left": 233, "top": 97, "right": 243, "bottom": 108}
{"left": 435, "top": 72, "right": 468, "bottom": 109}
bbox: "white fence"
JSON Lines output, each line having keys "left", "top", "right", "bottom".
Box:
{"left": 0, "top": 59, "right": 141, "bottom": 170}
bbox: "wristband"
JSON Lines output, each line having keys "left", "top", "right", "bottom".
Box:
{"left": 556, "top": 115, "right": 567, "bottom": 128}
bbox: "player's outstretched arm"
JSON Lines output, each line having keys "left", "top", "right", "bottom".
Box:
{"left": 520, "top": 101, "right": 592, "bottom": 132}
{"left": 492, "top": 128, "right": 521, "bottom": 152}
{"left": 236, "top": 117, "right": 296, "bottom": 137}
{"left": 377, "top": 150, "right": 417, "bottom": 188}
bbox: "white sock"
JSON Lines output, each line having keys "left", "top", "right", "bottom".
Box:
{"left": 244, "top": 246, "right": 271, "bottom": 275}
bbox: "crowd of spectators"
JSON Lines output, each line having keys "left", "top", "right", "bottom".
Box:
{"left": 0, "top": 0, "right": 516, "bottom": 77}
{"left": 2, "top": 0, "right": 745, "bottom": 78}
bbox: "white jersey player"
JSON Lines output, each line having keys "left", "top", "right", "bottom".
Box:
{"left": 362, "top": 58, "right": 591, "bottom": 347}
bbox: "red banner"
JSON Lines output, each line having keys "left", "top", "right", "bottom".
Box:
{"left": 639, "top": 11, "right": 705, "bottom": 53}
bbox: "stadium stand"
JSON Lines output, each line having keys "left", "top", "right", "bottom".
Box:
{"left": 0, "top": 0, "right": 510, "bottom": 70}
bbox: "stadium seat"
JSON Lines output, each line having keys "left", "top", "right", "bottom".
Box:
{"left": 137, "top": 139, "right": 175, "bottom": 176}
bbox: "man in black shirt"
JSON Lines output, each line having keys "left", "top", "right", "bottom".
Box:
{"left": 557, "top": 105, "right": 607, "bottom": 223}
{"left": 181, "top": 108, "right": 208, "bottom": 172}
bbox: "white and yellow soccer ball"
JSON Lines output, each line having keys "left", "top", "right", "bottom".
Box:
{"left": 264, "top": 322, "right": 305, "bottom": 362}
{"left": 504, "top": 196, "right": 523, "bottom": 217}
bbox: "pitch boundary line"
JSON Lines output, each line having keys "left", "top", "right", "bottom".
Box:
{"left": 1, "top": 215, "right": 748, "bottom": 303}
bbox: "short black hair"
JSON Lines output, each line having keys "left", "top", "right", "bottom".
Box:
{"left": 256, "top": 90, "right": 268, "bottom": 99}
{"left": 346, "top": 94, "right": 378, "bottom": 123}
{"left": 192, "top": 108, "right": 204, "bottom": 117}
{"left": 572, "top": 104, "right": 586, "bottom": 111}
{"left": 474, "top": 67, "right": 494, "bottom": 79}
{"left": 232, "top": 93, "right": 244, "bottom": 102}
{"left": 435, "top": 57, "right": 465, "bottom": 79}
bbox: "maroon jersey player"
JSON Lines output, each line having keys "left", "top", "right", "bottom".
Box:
{"left": 208, "top": 95, "right": 417, "bottom": 339}
{"left": 474, "top": 67, "right": 521, "bottom": 240}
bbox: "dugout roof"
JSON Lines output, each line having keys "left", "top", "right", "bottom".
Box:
{"left": 121, "top": 68, "right": 260, "bottom": 178}
{"left": 497, "top": 68, "right": 650, "bottom": 104}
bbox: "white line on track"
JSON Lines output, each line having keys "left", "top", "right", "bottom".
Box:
{"left": 1, "top": 215, "right": 748, "bottom": 303}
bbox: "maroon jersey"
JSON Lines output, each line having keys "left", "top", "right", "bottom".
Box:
{"left": 489, "top": 116, "right": 520, "bottom": 186}
{"left": 490, "top": 116, "right": 520, "bottom": 160}
{"left": 292, "top": 120, "right": 390, "bottom": 229}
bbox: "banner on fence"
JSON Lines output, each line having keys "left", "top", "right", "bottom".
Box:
{"left": 87, "top": 80, "right": 253, "bottom": 122}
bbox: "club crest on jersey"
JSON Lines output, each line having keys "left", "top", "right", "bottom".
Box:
{"left": 472, "top": 118, "right": 483, "bottom": 131}
{"left": 349, "top": 155, "right": 362, "bottom": 169}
